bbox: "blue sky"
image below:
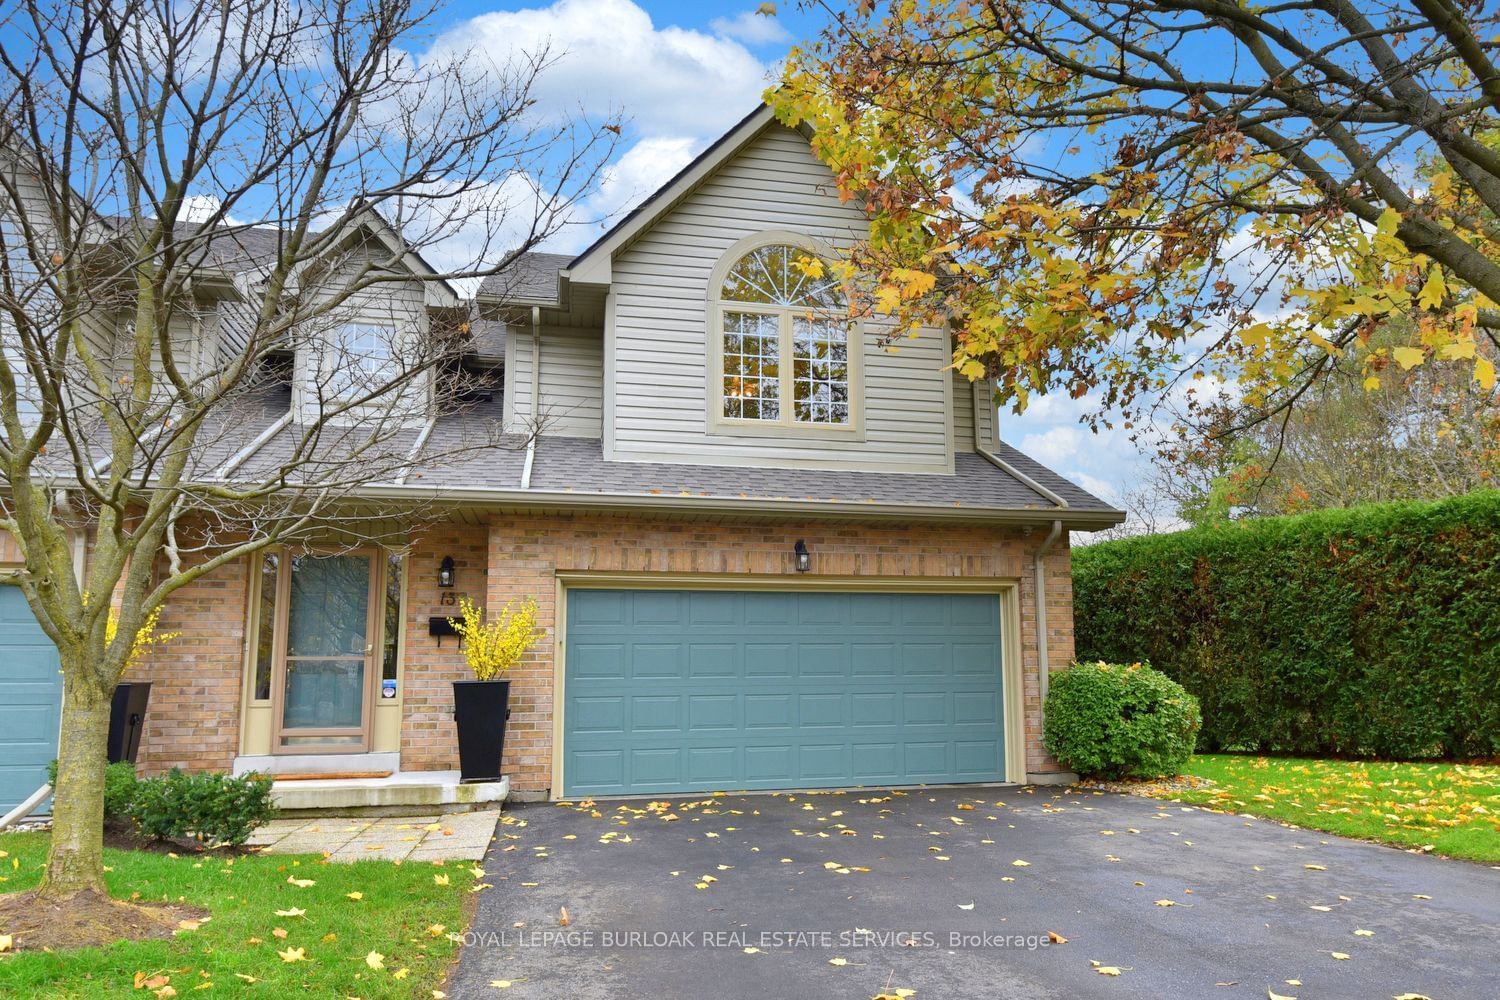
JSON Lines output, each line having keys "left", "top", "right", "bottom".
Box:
{"left": 427, "top": 0, "right": 1145, "bottom": 511}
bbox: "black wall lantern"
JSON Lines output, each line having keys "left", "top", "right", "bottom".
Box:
{"left": 793, "top": 539, "right": 811, "bottom": 573}
{"left": 438, "top": 555, "right": 456, "bottom": 589}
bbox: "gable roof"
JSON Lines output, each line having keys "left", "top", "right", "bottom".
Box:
{"left": 567, "top": 104, "right": 782, "bottom": 285}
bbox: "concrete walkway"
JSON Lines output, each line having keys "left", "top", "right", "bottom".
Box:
{"left": 249, "top": 809, "right": 499, "bottom": 862}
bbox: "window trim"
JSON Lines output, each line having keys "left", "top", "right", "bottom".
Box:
{"left": 705, "top": 231, "right": 866, "bottom": 441}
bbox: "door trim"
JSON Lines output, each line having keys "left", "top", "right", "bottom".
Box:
{"left": 551, "top": 572, "right": 1027, "bottom": 798}
{"left": 267, "top": 548, "right": 383, "bottom": 755}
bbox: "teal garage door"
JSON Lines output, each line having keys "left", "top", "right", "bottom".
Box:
{"left": 0, "top": 587, "right": 61, "bottom": 813}
{"left": 563, "top": 589, "right": 1005, "bottom": 797}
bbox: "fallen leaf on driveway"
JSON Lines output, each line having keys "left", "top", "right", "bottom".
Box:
{"left": 1304, "top": 864, "right": 1327, "bottom": 871}
{"left": 957, "top": 902, "right": 974, "bottom": 910}
{"left": 1268, "top": 991, "right": 1296, "bottom": 1000}
{"left": 1392, "top": 994, "right": 1434, "bottom": 999}
{"left": 1047, "top": 931, "right": 1067, "bottom": 944}
{"left": 828, "top": 957, "right": 848, "bottom": 966}
{"left": 1154, "top": 899, "right": 1175, "bottom": 907}
{"left": 1354, "top": 928, "right": 1374, "bottom": 936}
{"left": 1011, "top": 859, "right": 1030, "bottom": 867}
{"left": 490, "top": 981, "right": 513, "bottom": 989}
{"left": 1330, "top": 951, "right": 1351, "bottom": 960}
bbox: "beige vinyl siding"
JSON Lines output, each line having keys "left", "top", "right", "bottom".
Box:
{"left": 607, "top": 124, "right": 952, "bottom": 473}
{"left": 953, "top": 372, "right": 976, "bottom": 452}
{"left": 290, "top": 250, "right": 431, "bottom": 426}
{"left": 973, "top": 380, "right": 999, "bottom": 451}
{"left": 505, "top": 324, "right": 604, "bottom": 437}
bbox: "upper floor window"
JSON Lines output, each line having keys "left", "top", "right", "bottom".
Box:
{"left": 324, "top": 322, "right": 396, "bottom": 399}
{"left": 716, "top": 242, "right": 852, "bottom": 427}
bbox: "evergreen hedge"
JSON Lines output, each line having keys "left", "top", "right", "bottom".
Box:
{"left": 1072, "top": 490, "right": 1500, "bottom": 759}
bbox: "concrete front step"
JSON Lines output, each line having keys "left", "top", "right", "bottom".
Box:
{"left": 271, "top": 771, "right": 508, "bottom": 817}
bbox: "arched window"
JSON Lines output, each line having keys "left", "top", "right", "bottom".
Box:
{"left": 714, "top": 241, "right": 852, "bottom": 427}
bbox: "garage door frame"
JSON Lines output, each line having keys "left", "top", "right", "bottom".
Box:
{"left": 552, "top": 572, "right": 1027, "bottom": 798}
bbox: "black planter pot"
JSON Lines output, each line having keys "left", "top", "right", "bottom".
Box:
{"left": 452, "top": 679, "right": 511, "bottom": 783}
{"left": 107, "top": 682, "right": 152, "bottom": 765}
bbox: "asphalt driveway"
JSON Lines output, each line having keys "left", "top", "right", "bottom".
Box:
{"left": 452, "top": 785, "right": 1500, "bottom": 998}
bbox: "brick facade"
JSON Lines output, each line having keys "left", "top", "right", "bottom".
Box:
{"left": 123, "top": 555, "right": 249, "bottom": 774}
{"left": 122, "top": 511, "right": 1075, "bottom": 791}
{"left": 473, "top": 513, "right": 1073, "bottom": 795}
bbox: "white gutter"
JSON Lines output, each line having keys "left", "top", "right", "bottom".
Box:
{"left": 393, "top": 415, "right": 437, "bottom": 486}
{"left": 214, "top": 409, "right": 293, "bottom": 479}
{"left": 520, "top": 305, "right": 540, "bottom": 489}
{"left": 975, "top": 445, "right": 1069, "bottom": 510}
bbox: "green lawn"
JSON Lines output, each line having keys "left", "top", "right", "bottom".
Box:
{"left": 1161, "top": 754, "right": 1500, "bottom": 863}
{"left": 0, "top": 833, "right": 476, "bottom": 998}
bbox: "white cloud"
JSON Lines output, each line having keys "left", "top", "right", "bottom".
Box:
{"left": 1017, "top": 425, "right": 1087, "bottom": 463}
{"left": 429, "top": 0, "right": 771, "bottom": 137}
{"left": 588, "top": 135, "right": 699, "bottom": 221}
{"left": 710, "top": 9, "right": 792, "bottom": 46}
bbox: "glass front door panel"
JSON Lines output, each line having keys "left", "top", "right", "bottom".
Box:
{"left": 279, "top": 553, "right": 373, "bottom": 743}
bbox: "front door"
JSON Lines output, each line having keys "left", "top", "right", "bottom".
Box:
{"left": 270, "top": 551, "right": 380, "bottom": 752}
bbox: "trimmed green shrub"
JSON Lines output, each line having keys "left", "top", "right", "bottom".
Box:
{"left": 1074, "top": 490, "right": 1500, "bottom": 759}
{"left": 46, "top": 759, "right": 138, "bottom": 821}
{"left": 128, "top": 769, "right": 277, "bottom": 847}
{"left": 1043, "top": 661, "right": 1201, "bottom": 778}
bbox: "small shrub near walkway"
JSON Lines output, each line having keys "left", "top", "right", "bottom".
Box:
{"left": 0, "top": 832, "right": 475, "bottom": 997}
{"left": 1157, "top": 755, "right": 1500, "bottom": 863}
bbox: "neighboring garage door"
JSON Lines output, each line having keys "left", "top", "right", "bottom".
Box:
{"left": 0, "top": 587, "right": 61, "bottom": 813}
{"left": 563, "top": 589, "right": 1005, "bottom": 797}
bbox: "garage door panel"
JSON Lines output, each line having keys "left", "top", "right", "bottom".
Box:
{"left": 851, "top": 692, "right": 898, "bottom": 726}
{"left": 571, "top": 749, "right": 625, "bottom": 790}
{"left": 742, "top": 591, "right": 794, "bottom": 625}
{"left": 564, "top": 589, "right": 1004, "bottom": 796}
{"left": 903, "top": 742, "right": 950, "bottom": 777}
{"left": 745, "top": 643, "right": 793, "bottom": 677}
{"left": 632, "top": 591, "right": 683, "bottom": 625}
{"left": 687, "top": 643, "right": 738, "bottom": 679}
{"left": 630, "top": 695, "right": 681, "bottom": 733}
{"left": 954, "top": 690, "right": 1001, "bottom": 726}
{"left": 797, "top": 642, "right": 849, "bottom": 677}
{"left": 572, "top": 642, "right": 628, "bottom": 680}
{"left": 903, "top": 691, "right": 949, "bottom": 726}
{"left": 955, "top": 740, "right": 1002, "bottom": 775}
{"left": 745, "top": 694, "right": 793, "bottom": 729}
{"left": 799, "top": 743, "right": 847, "bottom": 778}
{"left": 850, "top": 743, "right": 899, "bottom": 780}
{"left": 687, "top": 746, "right": 737, "bottom": 782}
{"left": 850, "top": 643, "right": 897, "bottom": 676}
{"left": 688, "top": 591, "right": 738, "bottom": 625}
{"left": 0, "top": 589, "right": 61, "bottom": 813}
{"left": 630, "top": 643, "right": 683, "bottom": 680}
{"left": 629, "top": 748, "right": 681, "bottom": 787}
{"left": 571, "top": 696, "right": 625, "bottom": 735}
{"left": 688, "top": 694, "right": 738, "bottom": 731}
{"left": 898, "top": 593, "right": 948, "bottom": 626}
{"left": 953, "top": 642, "right": 1000, "bottom": 676}
{"left": 900, "top": 642, "right": 947, "bottom": 674}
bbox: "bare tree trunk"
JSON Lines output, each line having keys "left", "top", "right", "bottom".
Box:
{"left": 37, "top": 659, "right": 111, "bottom": 898}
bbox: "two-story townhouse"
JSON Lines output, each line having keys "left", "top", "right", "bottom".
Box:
{"left": 0, "top": 105, "right": 1122, "bottom": 814}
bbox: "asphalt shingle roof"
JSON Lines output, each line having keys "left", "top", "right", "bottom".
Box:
{"left": 475, "top": 251, "right": 572, "bottom": 303}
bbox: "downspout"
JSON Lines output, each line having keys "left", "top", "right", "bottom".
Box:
{"left": 1034, "top": 519, "right": 1064, "bottom": 707}
{"left": 520, "top": 305, "right": 540, "bottom": 489}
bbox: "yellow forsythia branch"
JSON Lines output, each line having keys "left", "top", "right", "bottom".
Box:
{"left": 105, "top": 607, "right": 181, "bottom": 666}
{"left": 448, "top": 596, "right": 543, "bottom": 681}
